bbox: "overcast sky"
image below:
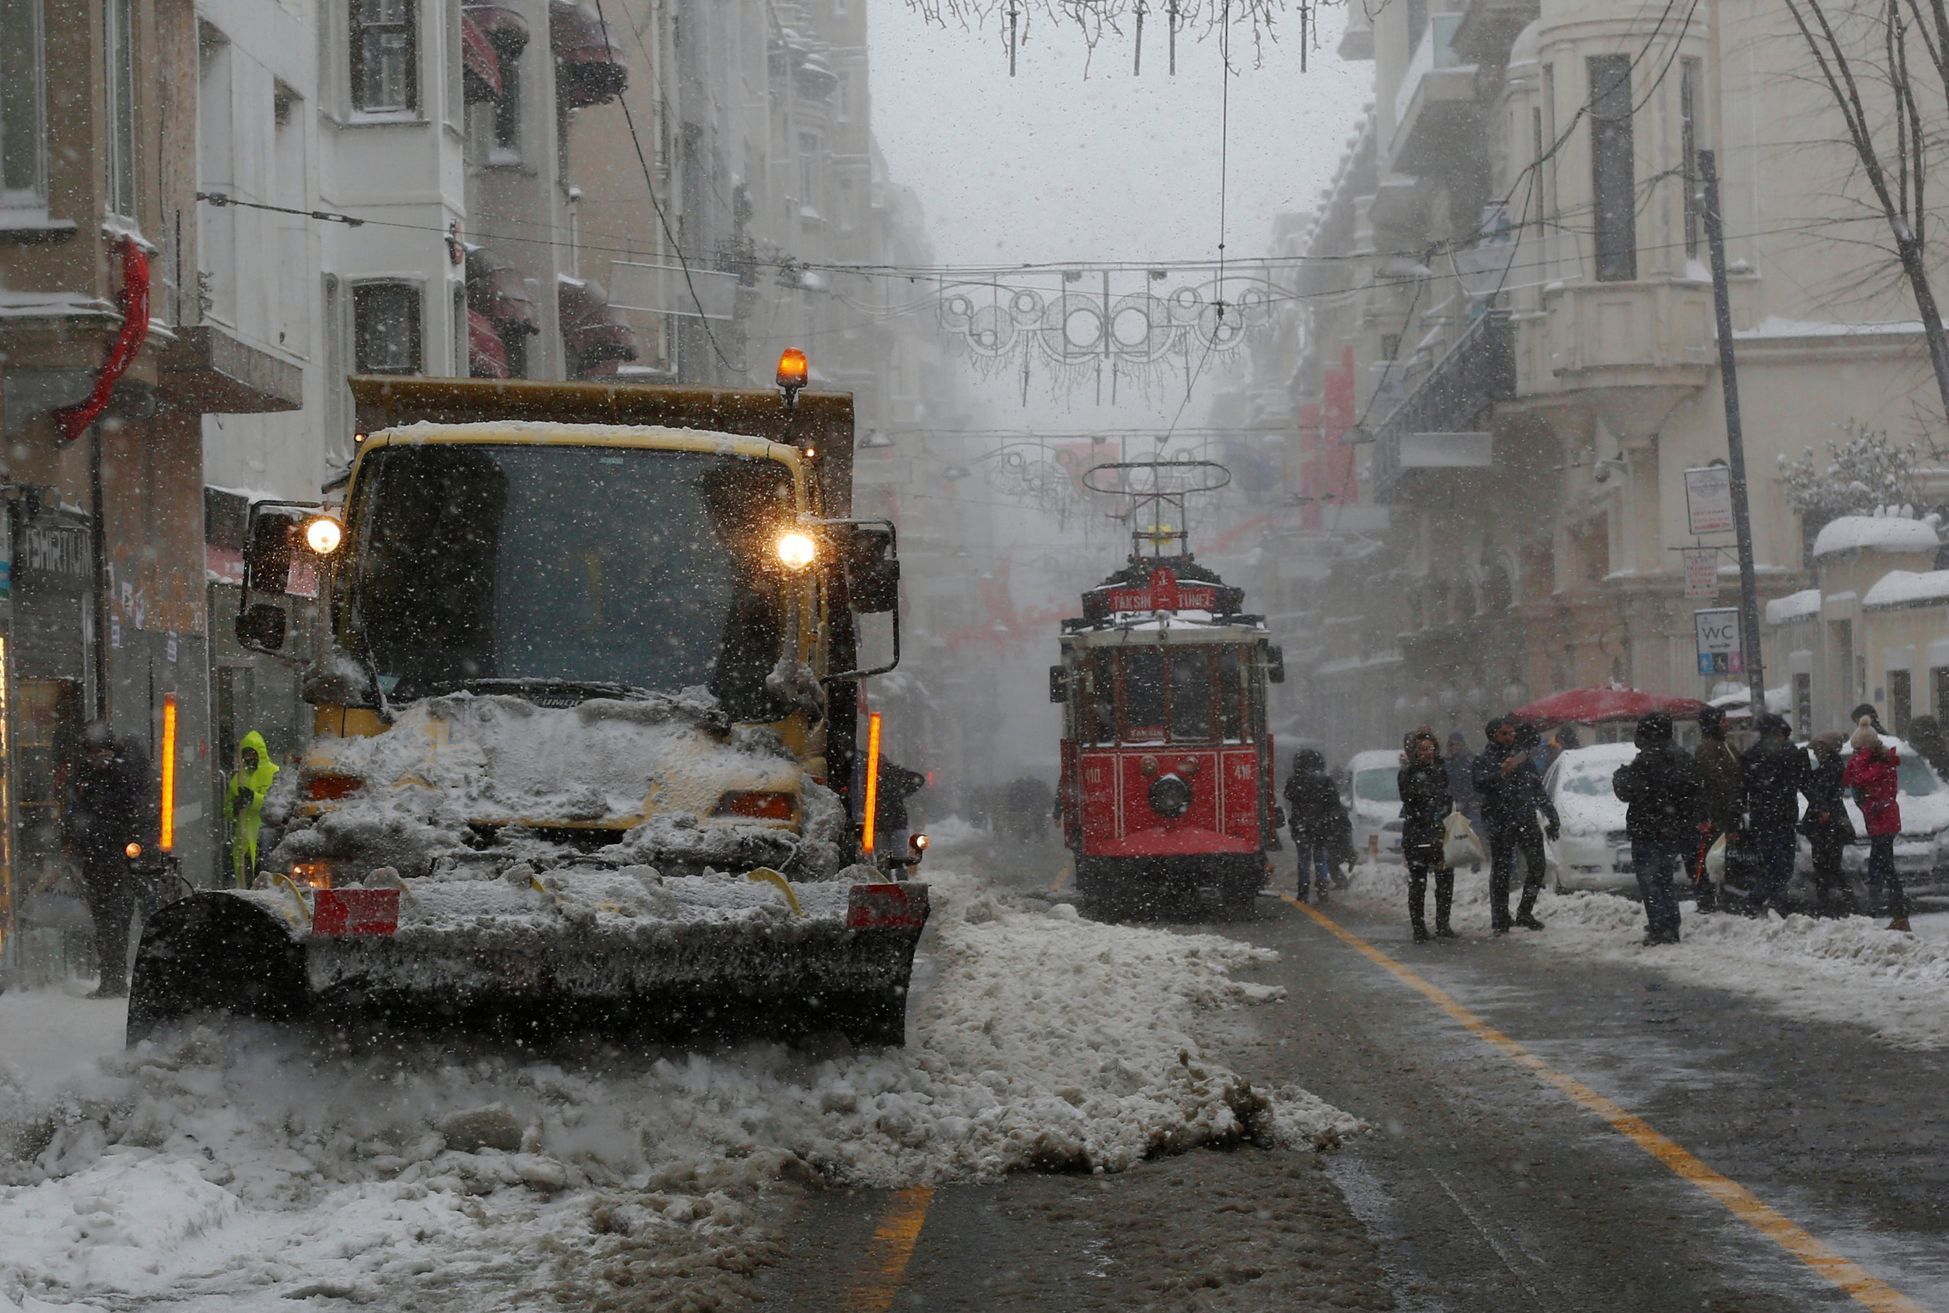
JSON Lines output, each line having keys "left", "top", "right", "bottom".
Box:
{"left": 868, "top": 2, "right": 1370, "bottom": 268}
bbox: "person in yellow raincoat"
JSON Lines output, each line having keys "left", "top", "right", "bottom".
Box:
{"left": 225, "top": 731, "right": 278, "bottom": 887}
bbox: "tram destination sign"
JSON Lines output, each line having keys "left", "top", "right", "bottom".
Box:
{"left": 1107, "top": 567, "right": 1217, "bottom": 613}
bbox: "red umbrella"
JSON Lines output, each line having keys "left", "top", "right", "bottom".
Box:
{"left": 1510, "top": 687, "right": 1709, "bottom": 725}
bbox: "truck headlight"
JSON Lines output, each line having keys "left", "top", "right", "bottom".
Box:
{"left": 774, "top": 530, "right": 817, "bottom": 571}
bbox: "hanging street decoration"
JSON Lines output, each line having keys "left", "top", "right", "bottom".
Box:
{"left": 936, "top": 272, "right": 1275, "bottom": 401}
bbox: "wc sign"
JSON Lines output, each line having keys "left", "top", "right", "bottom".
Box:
{"left": 1694, "top": 607, "right": 1744, "bottom": 674}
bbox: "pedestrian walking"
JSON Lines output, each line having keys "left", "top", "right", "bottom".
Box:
{"left": 1612, "top": 712, "right": 1704, "bottom": 945}
{"left": 1903, "top": 715, "right": 1949, "bottom": 780}
{"left": 1740, "top": 714, "right": 1807, "bottom": 917}
{"left": 1444, "top": 730, "right": 1479, "bottom": 827}
{"left": 1283, "top": 749, "right": 1348, "bottom": 904}
{"left": 1471, "top": 717, "right": 1558, "bottom": 933}
{"left": 1691, "top": 706, "right": 1742, "bottom": 912}
{"left": 226, "top": 730, "right": 279, "bottom": 888}
{"left": 1843, "top": 718, "right": 1910, "bottom": 931}
{"left": 61, "top": 724, "right": 156, "bottom": 999}
{"left": 1399, "top": 728, "right": 1456, "bottom": 942}
{"left": 1801, "top": 732, "right": 1857, "bottom": 918}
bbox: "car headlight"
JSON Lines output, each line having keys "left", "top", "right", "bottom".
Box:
{"left": 1148, "top": 773, "right": 1192, "bottom": 819}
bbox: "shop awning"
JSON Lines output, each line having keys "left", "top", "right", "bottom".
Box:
{"left": 465, "top": 247, "right": 539, "bottom": 335}
{"left": 461, "top": 13, "right": 502, "bottom": 103}
{"left": 468, "top": 5, "right": 531, "bottom": 58}
{"left": 558, "top": 277, "right": 639, "bottom": 378}
{"left": 468, "top": 309, "right": 510, "bottom": 378}
{"left": 550, "top": 0, "right": 628, "bottom": 109}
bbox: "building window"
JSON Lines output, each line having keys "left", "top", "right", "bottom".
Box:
{"left": 353, "top": 281, "right": 422, "bottom": 374}
{"left": 1932, "top": 666, "right": 1949, "bottom": 724}
{"left": 798, "top": 132, "right": 820, "bottom": 212}
{"left": 1889, "top": 668, "right": 1912, "bottom": 736}
{"left": 104, "top": 0, "right": 136, "bottom": 218}
{"left": 491, "top": 54, "right": 521, "bottom": 160}
{"left": 1794, "top": 672, "right": 1812, "bottom": 739}
{"left": 351, "top": 0, "right": 417, "bottom": 114}
{"left": 0, "top": 0, "right": 46, "bottom": 210}
{"left": 1680, "top": 57, "right": 1703, "bottom": 260}
{"left": 1588, "top": 54, "right": 1636, "bottom": 282}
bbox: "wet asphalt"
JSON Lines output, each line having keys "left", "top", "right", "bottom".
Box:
{"left": 761, "top": 845, "right": 1949, "bottom": 1312}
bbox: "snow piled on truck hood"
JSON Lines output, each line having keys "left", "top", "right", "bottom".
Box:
{"left": 272, "top": 691, "right": 849, "bottom": 879}
{"left": 0, "top": 870, "right": 1353, "bottom": 1313}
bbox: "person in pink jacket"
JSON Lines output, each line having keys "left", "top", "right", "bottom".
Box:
{"left": 1842, "top": 718, "right": 1909, "bottom": 931}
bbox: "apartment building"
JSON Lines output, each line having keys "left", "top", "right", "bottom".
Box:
{"left": 1294, "top": 0, "right": 1949, "bottom": 757}
{"left": 0, "top": 0, "right": 308, "bottom": 968}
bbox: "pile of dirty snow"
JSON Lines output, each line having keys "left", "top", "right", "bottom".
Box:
{"left": 1331, "top": 862, "right": 1949, "bottom": 1050}
{"left": 0, "top": 870, "right": 1353, "bottom": 1312}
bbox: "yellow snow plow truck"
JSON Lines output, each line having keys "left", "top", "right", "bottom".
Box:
{"left": 128, "top": 368, "right": 927, "bottom": 1046}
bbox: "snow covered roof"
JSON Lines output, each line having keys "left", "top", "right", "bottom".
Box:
{"left": 1863, "top": 569, "right": 1949, "bottom": 610}
{"left": 1811, "top": 515, "right": 1940, "bottom": 560}
{"left": 1764, "top": 588, "right": 1821, "bottom": 625}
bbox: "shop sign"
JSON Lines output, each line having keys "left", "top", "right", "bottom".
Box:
{"left": 1684, "top": 466, "right": 1734, "bottom": 536}
{"left": 1682, "top": 548, "right": 1719, "bottom": 600}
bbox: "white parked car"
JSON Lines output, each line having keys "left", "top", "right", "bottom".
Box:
{"left": 1541, "top": 743, "right": 1641, "bottom": 894}
{"left": 1343, "top": 748, "right": 1405, "bottom": 864}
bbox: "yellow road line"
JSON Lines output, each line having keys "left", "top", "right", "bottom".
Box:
{"left": 844, "top": 1185, "right": 934, "bottom": 1312}
{"left": 1283, "top": 896, "right": 1926, "bottom": 1313}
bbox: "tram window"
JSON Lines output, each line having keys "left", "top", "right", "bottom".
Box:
{"left": 1169, "top": 650, "right": 1213, "bottom": 742}
{"left": 1218, "top": 648, "right": 1245, "bottom": 742}
{"left": 1084, "top": 650, "right": 1117, "bottom": 745}
{"left": 1122, "top": 649, "right": 1167, "bottom": 742}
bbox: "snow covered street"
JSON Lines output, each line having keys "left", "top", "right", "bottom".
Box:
{"left": 0, "top": 869, "right": 1348, "bottom": 1312}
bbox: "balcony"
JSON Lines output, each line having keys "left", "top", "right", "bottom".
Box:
{"left": 1450, "top": 0, "right": 1540, "bottom": 64}
{"left": 1390, "top": 15, "right": 1481, "bottom": 176}
{"left": 1371, "top": 310, "right": 1515, "bottom": 502}
{"left": 1543, "top": 280, "right": 1715, "bottom": 441}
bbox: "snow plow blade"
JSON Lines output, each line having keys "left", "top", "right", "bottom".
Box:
{"left": 127, "top": 879, "right": 929, "bottom": 1049}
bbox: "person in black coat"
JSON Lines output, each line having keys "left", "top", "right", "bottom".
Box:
{"left": 61, "top": 724, "right": 156, "bottom": 998}
{"left": 1283, "top": 748, "right": 1348, "bottom": 903}
{"left": 1443, "top": 730, "right": 1479, "bottom": 826}
{"left": 1740, "top": 714, "right": 1808, "bottom": 916}
{"left": 1399, "top": 728, "right": 1456, "bottom": 942}
{"left": 1471, "top": 716, "right": 1559, "bottom": 932}
{"left": 1612, "top": 711, "right": 1704, "bottom": 945}
{"left": 1801, "top": 732, "right": 1856, "bottom": 918}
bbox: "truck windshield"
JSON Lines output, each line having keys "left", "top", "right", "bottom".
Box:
{"left": 343, "top": 443, "right": 796, "bottom": 719}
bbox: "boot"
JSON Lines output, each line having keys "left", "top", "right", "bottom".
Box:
{"left": 1515, "top": 911, "right": 1545, "bottom": 930}
{"left": 1412, "top": 923, "right": 1431, "bottom": 942}
{"left": 1435, "top": 925, "right": 1459, "bottom": 939}
{"left": 1889, "top": 916, "right": 1912, "bottom": 932}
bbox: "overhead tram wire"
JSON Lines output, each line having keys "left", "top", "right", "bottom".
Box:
{"left": 1161, "top": 0, "right": 1233, "bottom": 452}
{"left": 589, "top": 0, "right": 737, "bottom": 373}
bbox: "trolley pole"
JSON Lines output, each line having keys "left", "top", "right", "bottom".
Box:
{"left": 1699, "top": 150, "right": 1767, "bottom": 713}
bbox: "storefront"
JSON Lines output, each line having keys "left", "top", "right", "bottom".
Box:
{"left": 0, "top": 495, "right": 97, "bottom": 980}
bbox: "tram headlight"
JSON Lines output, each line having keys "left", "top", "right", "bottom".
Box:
{"left": 1148, "top": 773, "right": 1193, "bottom": 819}
{"left": 303, "top": 515, "right": 344, "bottom": 555}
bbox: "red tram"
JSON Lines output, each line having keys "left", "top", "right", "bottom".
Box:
{"left": 1050, "top": 464, "right": 1286, "bottom": 914}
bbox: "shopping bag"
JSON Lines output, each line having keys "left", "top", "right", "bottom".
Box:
{"left": 1441, "top": 811, "right": 1486, "bottom": 869}
{"left": 1704, "top": 833, "right": 1728, "bottom": 880}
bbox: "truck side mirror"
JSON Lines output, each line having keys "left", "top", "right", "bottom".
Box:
{"left": 244, "top": 507, "right": 300, "bottom": 595}
{"left": 237, "top": 602, "right": 288, "bottom": 653}
{"left": 1266, "top": 644, "right": 1286, "bottom": 684}
{"left": 1049, "top": 665, "right": 1066, "bottom": 703}
{"left": 847, "top": 525, "right": 899, "bottom": 614}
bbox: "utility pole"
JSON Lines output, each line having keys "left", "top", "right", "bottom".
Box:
{"left": 1698, "top": 150, "right": 1766, "bottom": 714}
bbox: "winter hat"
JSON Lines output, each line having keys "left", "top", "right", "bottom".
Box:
{"left": 1634, "top": 711, "right": 1673, "bottom": 748}
{"left": 1849, "top": 716, "right": 1881, "bottom": 754}
{"left": 1698, "top": 705, "right": 1726, "bottom": 733}
{"left": 1811, "top": 731, "right": 1847, "bottom": 760}
{"left": 1754, "top": 713, "right": 1792, "bottom": 739}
